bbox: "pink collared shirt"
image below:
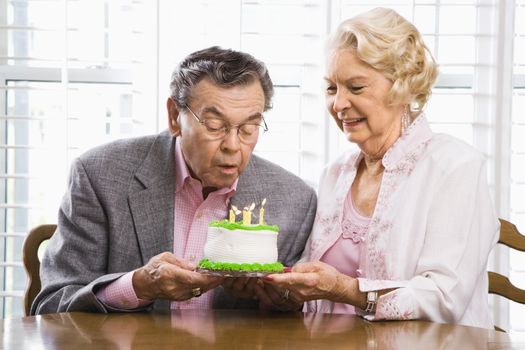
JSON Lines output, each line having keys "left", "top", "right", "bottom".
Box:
{"left": 96, "top": 138, "right": 236, "bottom": 310}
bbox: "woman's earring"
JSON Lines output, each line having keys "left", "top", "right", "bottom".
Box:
{"left": 401, "top": 106, "right": 410, "bottom": 135}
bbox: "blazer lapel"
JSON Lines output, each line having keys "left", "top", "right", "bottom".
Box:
{"left": 128, "top": 131, "right": 176, "bottom": 264}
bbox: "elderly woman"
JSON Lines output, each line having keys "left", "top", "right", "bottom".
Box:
{"left": 266, "top": 8, "right": 499, "bottom": 329}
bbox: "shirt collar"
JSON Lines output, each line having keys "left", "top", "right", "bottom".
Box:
{"left": 174, "top": 137, "right": 238, "bottom": 196}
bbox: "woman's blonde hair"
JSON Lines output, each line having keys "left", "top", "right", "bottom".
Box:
{"left": 327, "top": 7, "right": 438, "bottom": 114}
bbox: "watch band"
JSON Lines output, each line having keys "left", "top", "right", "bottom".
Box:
{"left": 365, "top": 291, "right": 378, "bottom": 313}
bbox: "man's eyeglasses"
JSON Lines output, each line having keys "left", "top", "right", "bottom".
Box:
{"left": 185, "top": 105, "right": 268, "bottom": 144}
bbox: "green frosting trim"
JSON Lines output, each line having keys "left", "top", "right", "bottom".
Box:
{"left": 209, "top": 219, "right": 279, "bottom": 232}
{"left": 198, "top": 258, "right": 284, "bottom": 272}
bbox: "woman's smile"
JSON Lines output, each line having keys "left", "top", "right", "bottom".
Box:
{"left": 341, "top": 117, "right": 367, "bottom": 129}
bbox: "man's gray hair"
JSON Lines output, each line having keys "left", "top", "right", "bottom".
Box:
{"left": 170, "top": 46, "right": 274, "bottom": 111}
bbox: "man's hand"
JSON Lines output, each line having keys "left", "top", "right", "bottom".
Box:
{"left": 132, "top": 252, "right": 223, "bottom": 301}
{"left": 257, "top": 282, "right": 303, "bottom": 311}
{"left": 222, "top": 277, "right": 302, "bottom": 311}
{"left": 222, "top": 277, "right": 259, "bottom": 300}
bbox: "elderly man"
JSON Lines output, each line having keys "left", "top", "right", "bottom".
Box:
{"left": 32, "top": 47, "right": 316, "bottom": 314}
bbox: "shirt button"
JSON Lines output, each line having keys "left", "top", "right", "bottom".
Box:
{"left": 189, "top": 254, "right": 196, "bottom": 261}
{"left": 196, "top": 212, "right": 203, "bottom": 219}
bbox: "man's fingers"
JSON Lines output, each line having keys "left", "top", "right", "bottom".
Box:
{"left": 163, "top": 254, "right": 196, "bottom": 270}
{"left": 232, "top": 277, "right": 250, "bottom": 292}
{"left": 244, "top": 278, "right": 257, "bottom": 294}
{"left": 171, "top": 266, "right": 222, "bottom": 288}
{"left": 204, "top": 276, "right": 225, "bottom": 290}
{"left": 264, "top": 284, "right": 285, "bottom": 305}
{"left": 222, "top": 278, "right": 234, "bottom": 289}
{"left": 253, "top": 282, "right": 274, "bottom": 306}
{"left": 222, "top": 277, "right": 258, "bottom": 299}
{"left": 148, "top": 252, "right": 196, "bottom": 271}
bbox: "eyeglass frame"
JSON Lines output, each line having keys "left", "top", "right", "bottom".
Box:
{"left": 184, "top": 104, "right": 268, "bottom": 144}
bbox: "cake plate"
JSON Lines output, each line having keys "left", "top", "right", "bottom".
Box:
{"left": 196, "top": 268, "right": 282, "bottom": 277}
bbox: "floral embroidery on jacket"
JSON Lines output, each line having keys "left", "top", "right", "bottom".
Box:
{"left": 375, "top": 291, "right": 414, "bottom": 321}
{"left": 341, "top": 217, "right": 368, "bottom": 243}
{"left": 364, "top": 117, "right": 432, "bottom": 281}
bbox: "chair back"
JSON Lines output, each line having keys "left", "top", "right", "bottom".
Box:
{"left": 22, "top": 224, "right": 56, "bottom": 316}
{"left": 488, "top": 219, "right": 525, "bottom": 331}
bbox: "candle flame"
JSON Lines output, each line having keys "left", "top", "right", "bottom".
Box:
{"left": 261, "top": 198, "right": 267, "bottom": 207}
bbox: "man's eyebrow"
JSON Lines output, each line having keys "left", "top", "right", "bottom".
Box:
{"left": 201, "top": 106, "right": 225, "bottom": 118}
{"left": 201, "top": 107, "right": 263, "bottom": 122}
{"left": 245, "top": 112, "right": 263, "bottom": 121}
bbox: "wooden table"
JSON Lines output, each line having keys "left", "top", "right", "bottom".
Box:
{"left": 1, "top": 310, "right": 522, "bottom": 349}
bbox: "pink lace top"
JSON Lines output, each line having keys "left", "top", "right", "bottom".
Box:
{"left": 320, "top": 189, "right": 371, "bottom": 314}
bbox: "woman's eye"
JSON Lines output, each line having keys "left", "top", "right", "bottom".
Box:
{"left": 351, "top": 86, "right": 364, "bottom": 93}
{"left": 326, "top": 86, "right": 337, "bottom": 94}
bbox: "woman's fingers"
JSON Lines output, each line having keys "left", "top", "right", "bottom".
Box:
{"left": 266, "top": 271, "right": 318, "bottom": 287}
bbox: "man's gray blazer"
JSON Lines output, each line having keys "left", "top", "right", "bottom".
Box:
{"left": 32, "top": 130, "right": 317, "bottom": 315}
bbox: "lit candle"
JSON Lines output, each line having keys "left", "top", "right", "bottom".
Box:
{"left": 230, "top": 205, "right": 239, "bottom": 223}
{"left": 243, "top": 207, "right": 251, "bottom": 225}
{"left": 242, "top": 203, "right": 255, "bottom": 225}
{"left": 259, "top": 198, "right": 267, "bottom": 225}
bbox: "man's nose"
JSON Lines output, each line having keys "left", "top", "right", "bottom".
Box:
{"left": 220, "top": 128, "right": 242, "bottom": 152}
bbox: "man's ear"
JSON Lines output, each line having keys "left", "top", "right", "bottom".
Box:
{"left": 167, "top": 98, "right": 181, "bottom": 136}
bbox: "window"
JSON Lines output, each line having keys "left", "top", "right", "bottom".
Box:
{"left": 0, "top": 0, "right": 156, "bottom": 318}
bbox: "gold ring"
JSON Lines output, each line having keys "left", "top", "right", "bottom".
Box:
{"left": 192, "top": 287, "right": 202, "bottom": 298}
{"left": 283, "top": 289, "right": 290, "bottom": 301}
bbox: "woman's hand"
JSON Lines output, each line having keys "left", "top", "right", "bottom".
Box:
{"left": 264, "top": 261, "right": 364, "bottom": 307}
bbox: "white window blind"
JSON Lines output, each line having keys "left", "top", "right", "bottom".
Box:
{"left": 241, "top": 0, "right": 327, "bottom": 185}
{"left": 0, "top": 0, "right": 157, "bottom": 318}
{"left": 510, "top": 0, "right": 525, "bottom": 334}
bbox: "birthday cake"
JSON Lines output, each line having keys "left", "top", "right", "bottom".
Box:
{"left": 197, "top": 201, "right": 284, "bottom": 273}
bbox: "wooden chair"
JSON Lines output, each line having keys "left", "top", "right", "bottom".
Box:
{"left": 488, "top": 219, "right": 525, "bottom": 331}
{"left": 22, "top": 224, "right": 56, "bottom": 316}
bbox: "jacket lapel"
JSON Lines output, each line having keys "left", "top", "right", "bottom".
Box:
{"left": 128, "top": 131, "right": 176, "bottom": 264}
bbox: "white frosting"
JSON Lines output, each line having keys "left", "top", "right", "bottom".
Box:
{"left": 203, "top": 226, "right": 278, "bottom": 264}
